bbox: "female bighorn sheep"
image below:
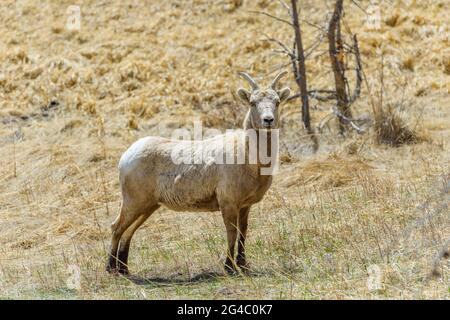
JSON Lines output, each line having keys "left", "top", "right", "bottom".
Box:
{"left": 107, "top": 71, "right": 291, "bottom": 274}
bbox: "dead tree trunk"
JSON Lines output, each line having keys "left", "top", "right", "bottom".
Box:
{"left": 261, "top": 0, "right": 363, "bottom": 135}
{"left": 290, "top": 0, "right": 313, "bottom": 134}
{"left": 328, "top": 0, "right": 351, "bottom": 133}
{"left": 255, "top": 0, "right": 366, "bottom": 140}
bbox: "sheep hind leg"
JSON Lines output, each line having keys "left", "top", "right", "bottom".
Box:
{"left": 116, "top": 204, "right": 160, "bottom": 275}
{"left": 106, "top": 203, "right": 141, "bottom": 274}
{"left": 221, "top": 205, "right": 239, "bottom": 274}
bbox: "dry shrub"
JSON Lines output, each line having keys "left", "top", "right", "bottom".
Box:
{"left": 11, "top": 239, "right": 36, "bottom": 250}
{"left": 340, "top": 136, "right": 367, "bottom": 155}
{"left": 370, "top": 52, "right": 424, "bottom": 147}
{"left": 401, "top": 56, "right": 415, "bottom": 71}
{"left": 412, "top": 15, "right": 427, "bottom": 26}
{"left": 76, "top": 98, "right": 97, "bottom": 115}
{"left": 0, "top": 0, "right": 448, "bottom": 300}
{"left": 373, "top": 103, "right": 420, "bottom": 147}
{"left": 384, "top": 13, "right": 407, "bottom": 27}
{"left": 282, "top": 154, "right": 373, "bottom": 189}
{"left": 200, "top": 97, "right": 244, "bottom": 129}
{"left": 444, "top": 56, "right": 450, "bottom": 75}
{"left": 127, "top": 116, "right": 139, "bottom": 130}
{"left": 127, "top": 97, "right": 160, "bottom": 119}
{"left": 414, "top": 87, "right": 428, "bottom": 97}
{"left": 223, "top": 0, "right": 243, "bottom": 12}
{"left": 60, "top": 119, "right": 83, "bottom": 132}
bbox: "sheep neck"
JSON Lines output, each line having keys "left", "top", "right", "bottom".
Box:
{"left": 243, "top": 110, "right": 279, "bottom": 175}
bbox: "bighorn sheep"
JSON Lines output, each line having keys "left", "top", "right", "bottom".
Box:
{"left": 107, "top": 71, "right": 291, "bottom": 274}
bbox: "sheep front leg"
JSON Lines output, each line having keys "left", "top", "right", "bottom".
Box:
{"left": 221, "top": 205, "right": 239, "bottom": 274}
{"left": 236, "top": 206, "right": 250, "bottom": 271}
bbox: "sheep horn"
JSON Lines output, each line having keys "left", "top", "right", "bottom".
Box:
{"left": 270, "top": 71, "right": 288, "bottom": 89}
{"left": 238, "top": 72, "right": 259, "bottom": 90}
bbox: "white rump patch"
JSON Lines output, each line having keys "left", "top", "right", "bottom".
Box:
{"left": 118, "top": 137, "right": 150, "bottom": 172}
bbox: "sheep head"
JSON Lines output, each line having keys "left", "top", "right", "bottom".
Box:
{"left": 237, "top": 71, "right": 291, "bottom": 130}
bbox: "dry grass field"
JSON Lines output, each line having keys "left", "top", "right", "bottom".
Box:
{"left": 0, "top": 0, "right": 449, "bottom": 299}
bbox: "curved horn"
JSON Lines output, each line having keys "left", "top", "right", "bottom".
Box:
{"left": 238, "top": 72, "right": 259, "bottom": 90}
{"left": 270, "top": 71, "right": 288, "bottom": 89}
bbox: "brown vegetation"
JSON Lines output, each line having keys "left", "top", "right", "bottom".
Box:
{"left": 0, "top": 0, "right": 448, "bottom": 299}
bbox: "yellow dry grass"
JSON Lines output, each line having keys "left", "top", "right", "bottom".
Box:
{"left": 282, "top": 154, "right": 374, "bottom": 189}
{"left": 0, "top": 0, "right": 449, "bottom": 299}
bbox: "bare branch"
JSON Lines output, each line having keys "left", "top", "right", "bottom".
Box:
{"left": 248, "top": 10, "right": 294, "bottom": 27}
{"left": 268, "top": 61, "right": 292, "bottom": 76}
{"left": 332, "top": 106, "right": 366, "bottom": 134}
{"left": 309, "top": 90, "right": 337, "bottom": 101}
{"left": 288, "top": 90, "right": 337, "bottom": 102}
{"left": 317, "top": 112, "right": 335, "bottom": 133}
{"left": 304, "top": 31, "right": 326, "bottom": 58}
{"left": 290, "top": 40, "right": 299, "bottom": 85}
{"left": 277, "top": 0, "right": 292, "bottom": 15}
{"left": 348, "top": 34, "right": 362, "bottom": 105}
{"left": 299, "top": 18, "right": 326, "bottom": 31}
{"left": 263, "top": 34, "right": 296, "bottom": 60}
{"left": 349, "top": 0, "right": 367, "bottom": 14}
{"left": 290, "top": 0, "right": 313, "bottom": 134}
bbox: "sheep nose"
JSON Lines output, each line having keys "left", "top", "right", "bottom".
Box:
{"left": 263, "top": 117, "right": 274, "bottom": 126}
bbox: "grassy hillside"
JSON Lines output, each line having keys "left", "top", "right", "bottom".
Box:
{"left": 0, "top": 0, "right": 448, "bottom": 299}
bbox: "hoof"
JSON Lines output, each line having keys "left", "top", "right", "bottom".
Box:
{"left": 106, "top": 266, "right": 119, "bottom": 274}
{"left": 224, "top": 261, "right": 237, "bottom": 275}
{"left": 106, "top": 255, "right": 118, "bottom": 274}
{"left": 237, "top": 263, "right": 251, "bottom": 274}
{"left": 106, "top": 266, "right": 129, "bottom": 276}
{"left": 236, "top": 256, "right": 250, "bottom": 273}
{"left": 118, "top": 267, "right": 130, "bottom": 275}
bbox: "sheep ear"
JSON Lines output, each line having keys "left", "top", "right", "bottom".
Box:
{"left": 237, "top": 88, "right": 251, "bottom": 104}
{"left": 278, "top": 87, "right": 291, "bottom": 103}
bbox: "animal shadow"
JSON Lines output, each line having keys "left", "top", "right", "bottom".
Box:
{"left": 125, "top": 269, "right": 268, "bottom": 287}
{"left": 126, "top": 271, "right": 224, "bottom": 286}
